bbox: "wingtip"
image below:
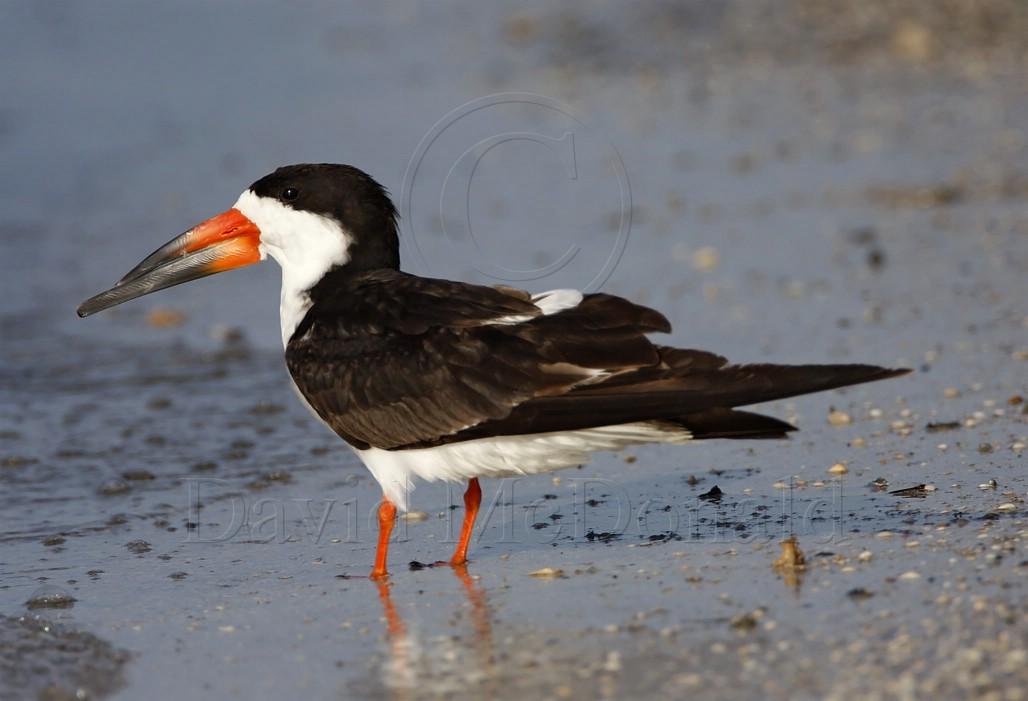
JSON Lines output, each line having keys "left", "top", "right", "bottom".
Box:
{"left": 842, "top": 365, "right": 912, "bottom": 383}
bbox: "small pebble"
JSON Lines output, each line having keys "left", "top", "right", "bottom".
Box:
{"left": 602, "top": 651, "right": 622, "bottom": 673}
{"left": 528, "top": 567, "right": 565, "bottom": 579}
{"left": 996, "top": 503, "right": 1016, "bottom": 512}
{"left": 772, "top": 536, "right": 806, "bottom": 570}
{"left": 858, "top": 550, "right": 873, "bottom": 561}
{"left": 898, "top": 571, "right": 921, "bottom": 580}
{"left": 146, "top": 307, "right": 187, "bottom": 328}
{"left": 98, "top": 479, "right": 131, "bottom": 496}
{"left": 828, "top": 463, "right": 849, "bottom": 475}
{"left": 121, "top": 469, "right": 155, "bottom": 481}
{"left": 847, "top": 587, "right": 874, "bottom": 601}
{"left": 691, "top": 247, "right": 720, "bottom": 272}
{"left": 730, "top": 610, "right": 762, "bottom": 631}
{"left": 828, "top": 410, "right": 852, "bottom": 426}
{"left": 400, "top": 511, "right": 429, "bottom": 522}
{"left": 943, "top": 387, "right": 961, "bottom": 399}
{"left": 26, "top": 585, "right": 77, "bottom": 610}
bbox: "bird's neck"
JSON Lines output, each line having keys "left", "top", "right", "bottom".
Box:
{"left": 279, "top": 265, "right": 403, "bottom": 347}
{"left": 279, "top": 273, "right": 315, "bottom": 349}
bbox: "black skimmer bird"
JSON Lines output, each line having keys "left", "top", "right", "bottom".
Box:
{"left": 78, "top": 163, "right": 909, "bottom": 578}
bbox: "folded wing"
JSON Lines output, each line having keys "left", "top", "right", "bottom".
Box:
{"left": 286, "top": 271, "right": 907, "bottom": 450}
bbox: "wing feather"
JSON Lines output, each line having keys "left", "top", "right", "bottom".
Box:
{"left": 287, "top": 270, "right": 907, "bottom": 450}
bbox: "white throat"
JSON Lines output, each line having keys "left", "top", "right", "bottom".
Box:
{"left": 233, "top": 190, "right": 353, "bottom": 347}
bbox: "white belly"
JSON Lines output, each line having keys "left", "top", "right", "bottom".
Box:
{"left": 356, "top": 422, "right": 690, "bottom": 511}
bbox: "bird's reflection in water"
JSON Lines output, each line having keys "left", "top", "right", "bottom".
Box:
{"left": 374, "top": 566, "right": 496, "bottom": 699}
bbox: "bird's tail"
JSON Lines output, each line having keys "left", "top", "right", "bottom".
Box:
{"left": 669, "top": 408, "right": 797, "bottom": 440}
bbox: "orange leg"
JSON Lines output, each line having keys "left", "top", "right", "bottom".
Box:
{"left": 450, "top": 478, "right": 481, "bottom": 566}
{"left": 371, "top": 497, "right": 397, "bottom": 580}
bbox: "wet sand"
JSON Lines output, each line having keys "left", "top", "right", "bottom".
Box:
{"left": 1, "top": 2, "right": 1025, "bottom": 699}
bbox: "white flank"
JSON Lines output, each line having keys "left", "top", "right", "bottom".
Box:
{"left": 532, "top": 288, "right": 583, "bottom": 315}
{"left": 356, "top": 422, "right": 691, "bottom": 511}
{"left": 490, "top": 288, "right": 583, "bottom": 324}
{"left": 233, "top": 190, "right": 353, "bottom": 346}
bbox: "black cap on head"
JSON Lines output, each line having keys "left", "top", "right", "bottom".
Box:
{"left": 249, "top": 164, "right": 400, "bottom": 272}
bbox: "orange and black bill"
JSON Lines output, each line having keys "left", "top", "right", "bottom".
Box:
{"left": 76, "top": 208, "right": 261, "bottom": 317}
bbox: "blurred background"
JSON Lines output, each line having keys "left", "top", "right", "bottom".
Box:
{"left": 3, "top": 0, "right": 1025, "bottom": 352}
{"left": 1, "top": 2, "right": 1025, "bottom": 700}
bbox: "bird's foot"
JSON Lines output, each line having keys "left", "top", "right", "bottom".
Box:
{"left": 335, "top": 571, "right": 390, "bottom": 581}
{"left": 407, "top": 559, "right": 470, "bottom": 571}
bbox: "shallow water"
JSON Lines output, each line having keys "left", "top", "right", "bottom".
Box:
{"left": 1, "top": 2, "right": 1026, "bottom": 699}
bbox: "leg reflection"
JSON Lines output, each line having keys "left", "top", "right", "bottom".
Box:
{"left": 451, "top": 564, "right": 492, "bottom": 662}
{"left": 374, "top": 566, "right": 497, "bottom": 696}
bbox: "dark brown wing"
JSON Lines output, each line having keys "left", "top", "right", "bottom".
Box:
{"left": 285, "top": 270, "right": 670, "bottom": 449}
{"left": 287, "top": 270, "right": 908, "bottom": 450}
{"left": 406, "top": 346, "right": 908, "bottom": 447}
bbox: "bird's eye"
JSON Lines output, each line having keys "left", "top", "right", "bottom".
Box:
{"left": 283, "top": 187, "right": 299, "bottom": 201}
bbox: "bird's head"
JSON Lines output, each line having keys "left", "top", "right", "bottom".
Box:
{"left": 76, "top": 164, "right": 398, "bottom": 318}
